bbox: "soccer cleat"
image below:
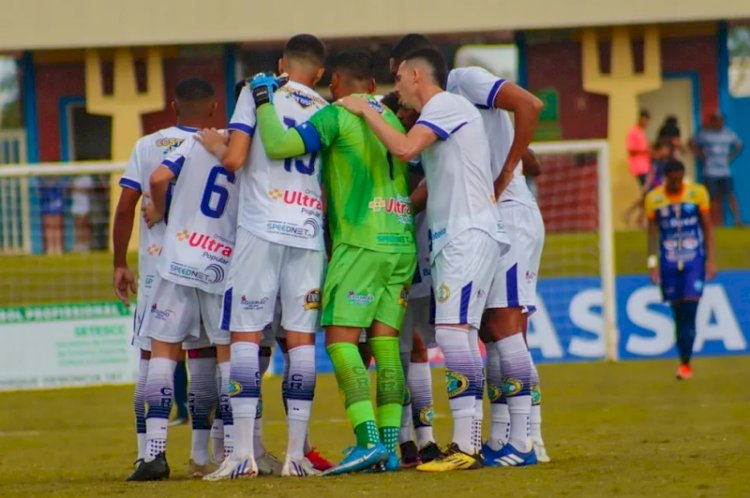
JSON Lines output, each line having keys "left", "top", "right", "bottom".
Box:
{"left": 492, "top": 443, "right": 538, "bottom": 467}
{"left": 676, "top": 364, "right": 693, "bottom": 380}
{"left": 187, "top": 459, "right": 219, "bottom": 478}
{"left": 256, "top": 452, "right": 283, "bottom": 476}
{"left": 416, "top": 443, "right": 482, "bottom": 472}
{"left": 532, "top": 440, "right": 551, "bottom": 463}
{"left": 202, "top": 454, "right": 257, "bottom": 481}
{"left": 481, "top": 442, "right": 504, "bottom": 467}
{"left": 126, "top": 453, "right": 170, "bottom": 481}
{"left": 305, "top": 447, "right": 334, "bottom": 471}
{"left": 281, "top": 457, "right": 321, "bottom": 477}
{"left": 321, "top": 443, "right": 389, "bottom": 476}
{"left": 400, "top": 441, "right": 420, "bottom": 468}
{"left": 418, "top": 442, "right": 444, "bottom": 463}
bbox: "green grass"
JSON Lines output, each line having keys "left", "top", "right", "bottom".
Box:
{"left": 3, "top": 228, "right": 750, "bottom": 306}
{"left": 1, "top": 357, "right": 748, "bottom": 497}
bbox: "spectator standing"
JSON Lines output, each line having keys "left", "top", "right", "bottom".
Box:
{"left": 627, "top": 110, "right": 652, "bottom": 187}
{"left": 39, "top": 176, "right": 65, "bottom": 255}
{"left": 70, "top": 174, "right": 93, "bottom": 251}
{"left": 657, "top": 115, "right": 684, "bottom": 159}
{"left": 690, "top": 111, "right": 744, "bottom": 227}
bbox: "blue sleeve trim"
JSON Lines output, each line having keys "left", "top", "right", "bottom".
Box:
{"left": 416, "top": 120, "right": 449, "bottom": 140}
{"left": 450, "top": 121, "right": 469, "bottom": 135}
{"left": 119, "top": 177, "right": 141, "bottom": 192}
{"left": 228, "top": 122, "right": 255, "bottom": 136}
{"left": 162, "top": 156, "right": 185, "bottom": 177}
{"left": 296, "top": 122, "right": 322, "bottom": 153}
{"left": 486, "top": 79, "right": 507, "bottom": 108}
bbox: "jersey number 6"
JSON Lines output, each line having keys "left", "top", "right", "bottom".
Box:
{"left": 201, "top": 166, "right": 236, "bottom": 219}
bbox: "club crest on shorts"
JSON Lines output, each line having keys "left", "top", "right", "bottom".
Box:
{"left": 398, "top": 287, "right": 409, "bottom": 307}
{"left": 228, "top": 379, "right": 242, "bottom": 396}
{"left": 502, "top": 376, "right": 523, "bottom": 397}
{"left": 419, "top": 406, "right": 435, "bottom": 425}
{"left": 488, "top": 383, "right": 502, "bottom": 402}
{"left": 531, "top": 385, "right": 542, "bottom": 405}
{"left": 446, "top": 370, "right": 469, "bottom": 398}
{"left": 403, "top": 386, "right": 412, "bottom": 405}
{"left": 304, "top": 289, "right": 321, "bottom": 310}
{"left": 436, "top": 283, "right": 451, "bottom": 303}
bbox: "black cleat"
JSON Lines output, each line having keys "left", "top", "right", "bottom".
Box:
{"left": 400, "top": 441, "right": 420, "bottom": 468}
{"left": 126, "top": 453, "right": 170, "bottom": 481}
{"left": 418, "top": 442, "right": 444, "bottom": 463}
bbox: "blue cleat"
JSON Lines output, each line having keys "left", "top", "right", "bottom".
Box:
{"left": 492, "top": 443, "right": 538, "bottom": 467}
{"left": 322, "top": 444, "right": 389, "bottom": 476}
{"left": 481, "top": 443, "right": 505, "bottom": 467}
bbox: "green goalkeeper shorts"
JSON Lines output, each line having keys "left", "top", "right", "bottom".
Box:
{"left": 322, "top": 244, "right": 417, "bottom": 331}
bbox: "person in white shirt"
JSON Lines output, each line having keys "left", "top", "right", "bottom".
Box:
{"left": 339, "top": 47, "right": 508, "bottom": 472}
{"left": 113, "top": 78, "right": 223, "bottom": 481}
{"left": 71, "top": 175, "right": 93, "bottom": 251}
{"left": 198, "top": 34, "right": 328, "bottom": 479}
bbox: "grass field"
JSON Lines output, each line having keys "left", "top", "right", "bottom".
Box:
{"left": 1, "top": 357, "right": 748, "bottom": 497}
{"left": 3, "top": 228, "right": 750, "bottom": 307}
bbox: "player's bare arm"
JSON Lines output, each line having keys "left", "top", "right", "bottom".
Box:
{"left": 337, "top": 95, "right": 436, "bottom": 162}
{"left": 521, "top": 148, "right": 541, "bottom": 177}
{"left": 700, "top": 208, "right": 717, "bottom": 280}
{"left": 200, "top": 127, "right": 249, "bottom": 172}
{"left": 493, "top": 82, "right": 543, "bottom": 197}
{"left": 144, "top": 166, "right": 175, "bottom": 228}
{"left": 410, "top": 180, "right": 428, "bottom": 214}
{"left": 112, "top": 187, "right": 140, "bottom": 305}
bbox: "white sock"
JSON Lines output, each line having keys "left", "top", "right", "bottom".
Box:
{"left": 254, "top": 407, "right": 265, "bottom": 458}
{"left": 496, "top": 335, "right": 532, "bottom": 452}
{"left": 135, "top": 358, "right": 148, "bottom": 460}
{"left": 435, "top": 326, "right": 475, "bottom": 454}
{"left": 489, "top": 403, "right": 510, "bottom": 451}
{"left": 211, "top": 418, "right": 224, "bottom": 463}
{"left": 408, "top": 361, "right": 435, "bottom": 448}
{"left": 191, "top": 430, "right": 211, "bottom": 465}
{"left": 286, "top": 345, "right": 315, "bottom": 460}
{"left": 144, "top": 358, "right": 177, "bottom": 461}
{"left": 468, "top": 328, "right": 483, "bottom": 453}
{"left": 400, "top": 402, "right": 414, "bottom": 444}
{"left": 188, "top": 356, "right": 217, "bottom": 465}
{"left": 231, "top": 397, "right": 257, "bottom": 458}
{"left": 531, "top": 405, "right": 543, "bottom": 444}
{"left": 218, "top": 361, "right": 233, "bottom": 458}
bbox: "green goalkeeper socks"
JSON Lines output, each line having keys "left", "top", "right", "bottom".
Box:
{"left": 327, "top": 342, "right": 380, "bottom": 448}
{"left": 370, "top": 336, "right": 405, "bottom": 453}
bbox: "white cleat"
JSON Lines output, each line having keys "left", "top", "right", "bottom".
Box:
{"left": 281, "top": 457, "right": 321, "bottom": 477}
{"left": 202, "top": 454, "right": 258, "bottom": 481}
{"left": 532, "top": 440, "right": 551, "bottom": 463}
{"left": 256, "top": 452, "right": 283, "bottom": 476}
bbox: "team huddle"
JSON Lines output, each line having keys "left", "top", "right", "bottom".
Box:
{"left": 113, "top": 33, "right": 548, "bottom": 481}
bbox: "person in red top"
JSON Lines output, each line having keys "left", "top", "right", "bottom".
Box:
{"left": 627, "top": 110, "right": 652, "bottom": 185}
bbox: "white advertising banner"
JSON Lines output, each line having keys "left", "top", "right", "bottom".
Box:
{"left": 0, "top": 302, "right": 138, "bottom": 390}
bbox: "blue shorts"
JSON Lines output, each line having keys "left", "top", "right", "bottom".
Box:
{"left": 660, "top": 264, "right": 705, "bottom": 302}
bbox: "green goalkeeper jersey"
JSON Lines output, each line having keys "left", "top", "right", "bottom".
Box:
{"left": 257, "top": 95, "right": 415, "bottom": 254}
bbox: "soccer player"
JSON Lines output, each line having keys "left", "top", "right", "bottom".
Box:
{"left": 128, "top": 113, "right": 239, "bottom": 480}
{"left": 199, "top": 34, "right": 328, "bottom": 479}
{"left": 380, "top": 92, "right": 441, "bottom": 466}
{"left": 113, "top": 77, "right": 222, "bottom": 480}
{"left": 338, "top": 47, "right": 508, "bottom": 472}
{"left": 390, "top": 33, "right": 547, "bottom": 466}
{"left": 251, "top": 50, "right": 416, "bottom": 474}
{"left": 645, "top": 160, "right": 716, "bottom": 380}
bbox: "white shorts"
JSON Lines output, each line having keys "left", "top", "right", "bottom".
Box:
{"left": 131, "top": 273, "right": 157, "bottom": 352}
{"left": 225, "top": 228, "right": 325, "bottom": 334}
{"left": 432, "top": 229, "right": 501, "bottom": 329}
{"left": 400, "top": 296, "right": 437, "bottom": 352}
{"left": 140, "top": 274, "right": 229, "bottom": 347}
{"left": 260, "top": 295, "right": 285, "bottom": 348}
{"left": 487, "top": 202, "right": 544, "bottom": 309}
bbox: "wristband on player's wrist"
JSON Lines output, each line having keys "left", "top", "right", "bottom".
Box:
{"left": 647, "top": 254, "right": 658, "bottom": 269}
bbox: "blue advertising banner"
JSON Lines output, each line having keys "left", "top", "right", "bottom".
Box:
{"left": 272, "top": 271, "right": 750, "bottom": 373}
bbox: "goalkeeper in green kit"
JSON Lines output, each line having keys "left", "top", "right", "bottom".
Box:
{"left": 250, "top": 50, "right": 417, "bottom": 475}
